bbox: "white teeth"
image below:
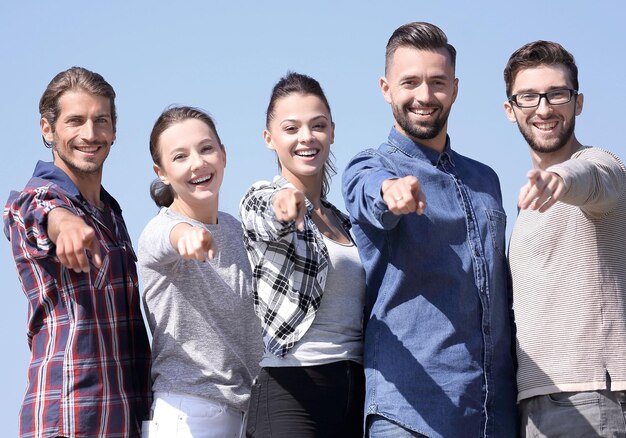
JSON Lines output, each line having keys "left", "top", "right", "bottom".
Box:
{"left": 190, "top": 175, "right": 212, "bottom": 184}
{"left": 76, "top": 147, "right": 99, "bottom": 153}
{"left": 412, "top": 109, "right": 436, "bottom": 115}
{"left": 535, "top": 122, "right": 557, "bottom": 130}
{"left": 295, "top": 150, "right": 318, "bottom": 157}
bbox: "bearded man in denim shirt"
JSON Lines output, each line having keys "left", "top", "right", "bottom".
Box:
{"left": 342, "top": 22, "right": 517, "bottom": 437}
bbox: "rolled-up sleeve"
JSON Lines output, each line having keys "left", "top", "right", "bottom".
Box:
{"left": 4, "top": 184, "right": 75, "bottom": 260}
{"left": 239, "top": 181, "right": 297, "bottom": 242}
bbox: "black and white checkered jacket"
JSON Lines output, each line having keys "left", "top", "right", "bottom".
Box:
{"left": 239, "top": 176, "right": 352, "bottom": 357}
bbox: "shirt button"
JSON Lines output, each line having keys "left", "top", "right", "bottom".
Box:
{"left": 474, "top": 249, "right": 480, "bottom": 257}
{"left": 484, "top": 326, "right": 490, "bottom": 335}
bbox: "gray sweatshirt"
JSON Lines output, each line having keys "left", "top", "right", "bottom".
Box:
{"left": 138, "top": 208, "right": 262, "bottom": 411}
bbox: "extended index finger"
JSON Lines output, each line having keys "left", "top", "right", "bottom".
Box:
{"left": 408, "top": 179, "right": 427, "bottom": 215}
{"left": 87, "top": 232, "right": 102, "bottom": 268}
{"left": 56, "top": 237, "right": 83, "bottom": 273}
{"left": 203, "top": 230, "right": 218, "bottom": 260}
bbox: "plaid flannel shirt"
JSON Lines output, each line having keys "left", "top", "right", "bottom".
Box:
{"left": 4, "top": 161, "right": 151, "bottom": 438}
{"left": 239, "top": 177, "right": 352, "bottom": 357}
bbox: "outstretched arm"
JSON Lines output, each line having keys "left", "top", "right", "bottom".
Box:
{"left": 170, "top": 223, "right": 217, "bottom": 261}
{"left": 517, "top": 169, "right": 565, "bottom": 213}
{"left": 48, "top": 208, "right": 102, "bottom": 273}
{"left": 547, "top": 148, "right": 626, "bottom": 216}
{"left": 520, "top": 148, "right": 626, "bottom": 216}
{"left": 240, "top": 181, "right": 306, "bottom": 241}
{"left": 343, "top": 150, "right": 426, "bottom": 230}
{"left": 381, "top": 176, "right": 427, "bottom": 216}
{"left": 271, "top": 188, "right": 307, "bottom": 232}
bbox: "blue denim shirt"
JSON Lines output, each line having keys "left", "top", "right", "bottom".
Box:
{"left": 342, "top": 128, "right": 517, "bottom": 438}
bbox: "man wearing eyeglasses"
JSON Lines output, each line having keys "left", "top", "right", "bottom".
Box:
{"left": 504, "top": 40, "right": 626, "bottom": 437}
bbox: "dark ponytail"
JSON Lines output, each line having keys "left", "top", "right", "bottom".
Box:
{"left": 149, "top": 179, "right": 175, "bottom": 208}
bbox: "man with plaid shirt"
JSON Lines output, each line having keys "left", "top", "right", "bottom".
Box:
{"left": 4, "top": 67, "right": 151, "bottom": 438}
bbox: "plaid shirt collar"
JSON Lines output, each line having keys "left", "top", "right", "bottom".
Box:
{"left": 32, "top": 160, "right": 122, "bottom": 214}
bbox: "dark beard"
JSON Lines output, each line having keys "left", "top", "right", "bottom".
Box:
{"left": 392, "top": 104, "right": 449, "bottom": 142}
{"left": 519, "top": 117, "right": 576, "bottom": 154}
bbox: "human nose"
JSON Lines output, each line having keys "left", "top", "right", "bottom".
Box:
{"left": 414, "top": 83, "right": 434, "bottom": 103}
{"left": 190, "top": 151, "right": 206, "bottom": 171}
{"left": 535, "top": 95, "right": 553, "bottom": 116}
{"left": 298, "top": 126, "right": 314, "bottom": 143}
{"left": 80, "top": 121, "right": 96, "bottom": 141}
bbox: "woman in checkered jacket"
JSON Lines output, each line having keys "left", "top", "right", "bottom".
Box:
{"left": 240, "top": 72, "right": 366, "bottom": 437}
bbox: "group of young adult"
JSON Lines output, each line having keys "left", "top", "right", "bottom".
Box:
{"left": 4, "top": 20, "right": 625, "bottom": 438}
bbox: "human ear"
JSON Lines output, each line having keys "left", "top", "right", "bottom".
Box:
{"left": 41, "top": 118, "right": 54, "bottom": 144}
{"left": 451, "top": 78, "right": 459, "bottom": 104}
{"left": 575, "top": 93, "right": 584, "bottom": 116}
{"left": 153, "top": 164, "right": 170, "bottom": 185}
{"left": 380, "top": 76, "right": 392, "bottom": 104}
{"left": 263, "top": 129, "right": 275, "bottom": 151}
{"left": 504, "top": 101, "right": 517, "bottom": 123}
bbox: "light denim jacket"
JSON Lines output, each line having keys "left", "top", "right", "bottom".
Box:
{"left": 342, "top": 128, "right": 517, "bottom": 438}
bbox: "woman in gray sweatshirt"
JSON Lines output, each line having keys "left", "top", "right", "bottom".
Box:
{"left": 138, "top": 106, "right": 262, "bottom": 438}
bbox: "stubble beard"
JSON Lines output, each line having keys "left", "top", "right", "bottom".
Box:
{"left": 52, "top": 141, "right": 108, "bottom": 177}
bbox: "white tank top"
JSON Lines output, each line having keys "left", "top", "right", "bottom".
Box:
{"left": 261, "top": 235, "right": 366, "bottom": 367}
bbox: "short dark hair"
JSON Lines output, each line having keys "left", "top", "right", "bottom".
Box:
{"left": 265, "top": 72, "right": 336, "bottom": 198}
{"left": 504, "top": 40, "right": 579, "bottom": 97}
{"left": 39, "top": 66, "right": 116, "bottom": 147}
{"left": 385, "top": 22, "right": 456, "bottom": 74}
{"left": 148, "top": 106, "right": 223, "bottom": 208}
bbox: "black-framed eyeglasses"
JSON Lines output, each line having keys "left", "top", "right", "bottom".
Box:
{"left": 508, "top": 88, "right": 578, "bottom": 108}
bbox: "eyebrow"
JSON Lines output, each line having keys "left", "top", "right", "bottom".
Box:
{"left": 280, "top": 114, "right": 330, "bottom": 124}
{"left": 513, "top": 85, "right": 572, "bottom": 94}
{"left": 399, "top": 73, "right": 451, "bottom": 81}
{"left": 63, "top": 112, "right": 111, "bottom": 120}
{"left": 167, "top": 140, "right": 215, "bottom": 153}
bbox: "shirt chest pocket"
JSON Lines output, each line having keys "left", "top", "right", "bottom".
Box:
{"left": 485, "top": 209, "right": 507, "bottom": 257}
{"left": 91, "top": 239, "right": 138, "bottom": 290}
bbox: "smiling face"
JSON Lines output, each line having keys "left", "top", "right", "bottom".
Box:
{"left": 504, "top": 64, "right": 583, "bottom": 156}
{"left": 264, "top": 92, "right": 334, "bottom": 194}
{"left": 154, "top": 118, "right": 226, "bottom": 218}
{"left": 381, "top": 46, "right": 458, "bottom": 152}
{"left": 42, "top": 90, "right": 115, "bottom": 185}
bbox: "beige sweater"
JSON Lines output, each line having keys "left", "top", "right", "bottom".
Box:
{"left": 509, "top": 146, "right": 626, "bottom": 401}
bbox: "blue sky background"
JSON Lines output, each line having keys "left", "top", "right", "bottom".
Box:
{"left": 2, "top": 1, "right": 625, "bottom": 433}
